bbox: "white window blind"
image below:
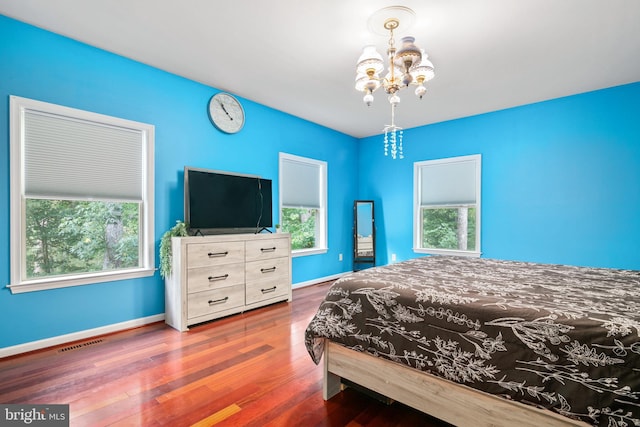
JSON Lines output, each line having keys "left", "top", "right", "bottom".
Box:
{"left": 280, "top": 157, "right": 321, "bottom": 208}
{"left": 419, "top": 158, "right": 478, "bottom": 206}
{"left": 24, "top": 111, "right": 144, "bottom": 201}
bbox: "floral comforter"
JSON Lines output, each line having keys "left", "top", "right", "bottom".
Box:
{"left": 304, "top": 256, "right": 640, "bottom": 427}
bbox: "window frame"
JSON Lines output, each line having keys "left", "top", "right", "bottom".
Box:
{"left": 278, "top": 153, "right": 328, "bottom": 257}
{"left": 413, "top": 154, "right": 481, "bottom": 257}
{"left": 9, "top": 96, "right": 155, "bottom": 294}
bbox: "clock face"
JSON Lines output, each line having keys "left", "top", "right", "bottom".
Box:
{"left": 208, "top": 93, "right": 245, "bottom": 134}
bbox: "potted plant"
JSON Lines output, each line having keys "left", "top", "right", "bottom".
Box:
{"left": 159, "top": 220, "right": 189, "bottom": 279}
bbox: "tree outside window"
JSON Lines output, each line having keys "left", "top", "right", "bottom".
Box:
{"left": 281, "top": 207, "right": 318, "bottom": 250}
{"left": 25, "top": 200, "right": 140, "bottom": 278}
{"left": 421, "top": 206, "right": 476, "bottom": 251}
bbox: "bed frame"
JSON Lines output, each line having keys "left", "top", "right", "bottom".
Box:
{"left": 322, "top": 340, "right": 589, "bottom": 427}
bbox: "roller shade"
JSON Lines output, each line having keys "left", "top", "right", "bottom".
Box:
{"left": 419, "top": 158, "right": 478, "bottom": 205}
{"left": 24, "top": 110, "right": 144, "bottom": 201}
{"left": 280, "top": 157, "right": 321, "bottom": 208}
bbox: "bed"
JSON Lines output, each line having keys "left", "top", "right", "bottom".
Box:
{"left": 304, "top": 256, "right": 640, "bottom": 427}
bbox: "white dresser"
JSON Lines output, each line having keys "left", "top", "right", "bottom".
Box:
{"left": 165, "top": 233, "right": 292, "bottom": 331}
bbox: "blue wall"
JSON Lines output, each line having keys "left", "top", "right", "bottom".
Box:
{"left": 360, "top": 82, "right": 640, "bottom": 269}
{"left": 1, "top": 14, "right": 638, "bottom": 351}
{"left": 0, "top": 16, "right": 358, "bottom": 349}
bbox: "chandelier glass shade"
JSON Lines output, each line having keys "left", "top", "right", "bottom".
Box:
{"left": 355, "top": 8, "right": 435, "bottom": 159}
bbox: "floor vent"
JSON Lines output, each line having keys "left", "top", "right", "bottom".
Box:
{"left": 58, "top": 339, "right": 104, "bottom": 353}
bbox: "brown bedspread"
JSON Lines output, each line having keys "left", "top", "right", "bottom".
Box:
{"left": 304, "top": 256, "right": 640, "bottom": 426}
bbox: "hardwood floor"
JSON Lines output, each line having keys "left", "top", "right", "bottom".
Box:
{"left": 0, "top": 282, "right": 452, "bottom": 427}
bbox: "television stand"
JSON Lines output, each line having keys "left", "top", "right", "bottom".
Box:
{"left": 164, "top": 233, "right": 292, "bottom": 331}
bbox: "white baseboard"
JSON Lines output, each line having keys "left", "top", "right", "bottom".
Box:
{"left": 292, "top": 272, "right": 348, "bottom": 289}
{"left": 0, "top": 313, "right": 165, "bottom": 359}
{"left": 2, "top": 274, "right": 350, "bottom": 358}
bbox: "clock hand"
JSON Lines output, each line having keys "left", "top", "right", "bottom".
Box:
{"left": 218, "top": 100, "right": 234, "bottom": 120}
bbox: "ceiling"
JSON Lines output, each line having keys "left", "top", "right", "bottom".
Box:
{"left": 1, "top": 0, "right": 639, "bottom": 138}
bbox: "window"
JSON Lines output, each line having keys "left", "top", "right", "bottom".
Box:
{"left": 9, "top": 96, "right": 155, "bottom": 293}
{"left": 279, "top": 153, "right": 327, "bottom": 256}
{"left": 414, "top": 154, "right": 481, "bottom": 257}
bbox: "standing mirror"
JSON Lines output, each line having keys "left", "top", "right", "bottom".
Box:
{"left": 354, "top": 200, "right": 375, "bottom": 270}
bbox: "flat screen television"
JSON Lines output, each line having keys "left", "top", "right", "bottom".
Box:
{"left": 184, "top": 167, "right": 273, "bottom": 234}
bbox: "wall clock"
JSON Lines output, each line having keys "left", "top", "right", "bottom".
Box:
{"left": 208, "top": 92, "right": 245, "bottom": 134}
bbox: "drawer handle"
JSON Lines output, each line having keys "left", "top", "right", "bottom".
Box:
{"left": 261, "top": 286, "right": 277, "bottom": 294}
{"left": 260, "top": 247, "right": 276, "bottom": 253}
{"left": 261, "top": 267, "right": 276, "bottom": 273}
{"left": 208, "top": 274, "right": 229, "bottom": 282}
{"left": 208, "top": 251, "right": 229, "bottom": 258}
{"left": 208, "top": 297, "right": 229, "bottom": 305}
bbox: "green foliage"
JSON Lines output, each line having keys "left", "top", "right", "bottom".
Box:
{"left": 25, "top": 199, "right": 140, "bottom": 278}
{"left": 159, "top": 220, "right": 189, "bottom": 278}
{"left": 422, "top": 207, "right": 476, "bottom": 251}
{"left": 281, "top": 207, "right": 317, "bottom": 250}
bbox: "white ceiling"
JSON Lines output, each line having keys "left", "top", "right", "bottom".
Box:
{"left": 1, "top": 0, "right": 639, "bottom": 138}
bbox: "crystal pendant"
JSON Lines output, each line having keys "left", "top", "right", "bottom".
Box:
{"left": 383, "top": 125, "right": 404, "bottom": 159}
{"left": 384, "top": 131, "right": 389, "bottom": 156}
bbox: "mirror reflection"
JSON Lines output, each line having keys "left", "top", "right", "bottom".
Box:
{"left": 354, "top": 200, "right": 375, "bottom": 270}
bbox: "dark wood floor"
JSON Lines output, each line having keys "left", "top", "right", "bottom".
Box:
{"left": 0, "top": 281, "right": 451, "bottom": 426}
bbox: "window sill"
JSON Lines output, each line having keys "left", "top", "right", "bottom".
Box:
{"left": 291, "top": 248, "right": 328, "bottom": 258}
{"left": 7, "top": 267, "right": 156, "bottom": 294}
{"left": 413, "top": 248, "right": 481, "bottom": 258}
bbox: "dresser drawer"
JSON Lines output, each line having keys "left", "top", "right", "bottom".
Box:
{"left": 187, "top": 262, "right": 245, "bottom": 293}
{"left": 245, "top": 257, "right": 289, "bottom": 282}
{"left": 245, "top": 237, "right": 290, "bottom": 262}
{"left": 187, "top": 285, "right": 244, "bottom": 320}
{"left": 187, "top": 241, "right": 244, "bottom": 268}
{"left": 246, "top": 276, "right": 289, "bottom": 305}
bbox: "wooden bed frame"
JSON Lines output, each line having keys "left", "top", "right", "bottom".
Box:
{"left": 322, "top": 340, "right": 589, "bottom": 427}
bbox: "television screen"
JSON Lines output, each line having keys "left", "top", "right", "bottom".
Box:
{"left": 185, "top": 167, "right": 272, "bottom": 233}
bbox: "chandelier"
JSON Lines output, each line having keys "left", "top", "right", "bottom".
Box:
{"left": 355, "top": 6, "right": 435, "bottom": 159}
